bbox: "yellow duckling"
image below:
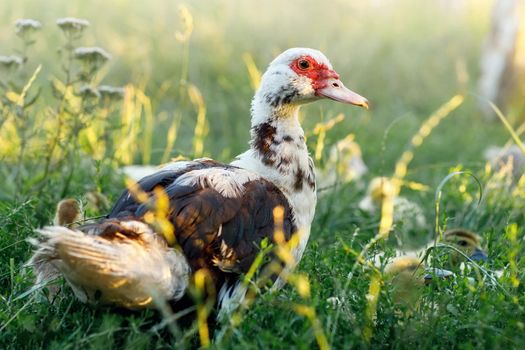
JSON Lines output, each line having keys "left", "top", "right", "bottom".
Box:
{"left": 383, "top": 228, "right": 488, "bottom": 270}
{"left": 383, "top": 229, "right": 488, "bottom": 308}
{"left": 384, "top": 255, "right": 455, "bottom": 313}
{"left": 359, "top": 177, "right": 427, "bottom": 233}
{"left": 335, "top": 230, "right": 487, "bottom": 313}
{"left": 383, "top": 256, "right": 425, "bottom": 312}
{"left": 316, "top": 134, "right": 368, "bottom": 189}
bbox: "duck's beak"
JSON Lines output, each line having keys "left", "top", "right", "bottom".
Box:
{"left": 316, "top": 79, "right": 369, "bottom": 109}
{"left": 470, "top": 248, "right": 488, "bottom": 262}
{"left": 423, "top": 268, "right": 455, "bottom": 285}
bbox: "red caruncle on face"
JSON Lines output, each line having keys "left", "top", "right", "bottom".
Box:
{"left": 289, "top": 55, "right": 340, "bottom": 91}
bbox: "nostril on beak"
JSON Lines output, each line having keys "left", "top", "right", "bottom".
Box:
{"left": 332, "top": 82, "right": 340, "bottom": 88}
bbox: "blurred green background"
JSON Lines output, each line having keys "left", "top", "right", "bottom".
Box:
{"left": 2, "top": 1, "right": 525, "bottom": 348}
{"left": 0, "top": 0, "right": 508, "bottom": 175}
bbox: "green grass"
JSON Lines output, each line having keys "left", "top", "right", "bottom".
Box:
{"left": 2, "top": 0, "right": 525, "bottom": 348}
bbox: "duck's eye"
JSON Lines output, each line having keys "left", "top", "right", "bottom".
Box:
{"left": 298, "top": 59, "right": 310, "bottom": 70}
{"left": 458, "top": 240, "right": 468, "bottom": 247}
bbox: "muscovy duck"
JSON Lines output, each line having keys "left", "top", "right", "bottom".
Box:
{"left": 30, "top": 48, "right": 368, "bottom": 313}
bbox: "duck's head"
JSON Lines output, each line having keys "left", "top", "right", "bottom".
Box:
{"left": 384, "top": 255, "right": 422, "bottom": 276}
{"left": 383, "top": 256, "right": 425, "bottom": 310}
{"left": 443, "top": 229, "right": 488, "bottom": 264}
{"left": 257, "top": 48, "right": 369, "bottom": 110}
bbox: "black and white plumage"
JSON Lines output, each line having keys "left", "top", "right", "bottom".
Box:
{"left": 30, "top": 48, "right": 368, "bottom": 314}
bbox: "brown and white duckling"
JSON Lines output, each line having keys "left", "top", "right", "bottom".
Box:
{"left": 52, "top": 199, "right": 82, "bottom": 227}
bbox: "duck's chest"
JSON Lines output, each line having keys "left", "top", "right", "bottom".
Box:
{"left": 233, "top": 129, "right": 318, "bottom": 259}
{"left": 260, "top": 149, "right": 317, "bottom": 261}
{"left": 286, "top": 182, "right": 317, "bottom": 262}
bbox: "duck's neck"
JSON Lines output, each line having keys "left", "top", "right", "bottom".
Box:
{"left": 232, "top": 90, "right": 316, "bottom": 195}
{"left": 234, "top": 89, "right": 317, "bottom": 266}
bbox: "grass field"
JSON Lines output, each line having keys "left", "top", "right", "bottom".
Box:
{"left": 2, "top": 0, "right": 525, "bottom": 348}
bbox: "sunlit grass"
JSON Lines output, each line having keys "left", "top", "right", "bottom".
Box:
{"left": 1, "top": 0, "right": 525, "bottom": 349}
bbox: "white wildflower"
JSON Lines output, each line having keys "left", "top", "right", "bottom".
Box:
{"left": 56, "top": 17, "right": 89, "bottom": 34}
{"left": 329, "top": 135, "right": 368, "bottom": 179}
{"left": 392, "top": 197, "right": 427, "bottom": 232}
{"left": 0, "top": 55, "right": 23, "bottom": 69}
{"left": 78, "top": 85, "right": 101, "bottom": 99}
{"left": 74, "top": 47, "right": 111, "bottom": 64}
{"left": 15, "top": 19, "right": 42, "bottom": 33}
{"left": 494, "top": 269, "right": 505, "bottom": 279}
{"left": 15, "top": 19, "right": 41, "bottom": 44}
{"left": 98, "top": 85, "right": 125, "bottom": 99}
{"left": 326, "top": 296, "right": 343, "bottom": 309}
{"left": 358, "top": 195, "right": 375, "bottom": 213}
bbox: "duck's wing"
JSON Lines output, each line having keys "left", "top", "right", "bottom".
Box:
{"left": 109, "top": 158, "right": 297, "bottom": 283}
{"left": 32, "top": 159, "right": 297, "bottom": 309}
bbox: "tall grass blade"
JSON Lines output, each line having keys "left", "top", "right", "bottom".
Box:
{"left": 490, "top": 101, "right": 525, "bottom": 156}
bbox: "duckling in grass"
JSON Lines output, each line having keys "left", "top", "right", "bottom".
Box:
{"left": 330, "top": 229, "right": 488, "bottom": 314}
{"left": 440, "top": 228, "right": 488, "bottom": 265}
{"left": 53, "top": 199, "right": 82, "bottom": 227}
{"left": 383, "top": 229, "right": 488, "bottom": 316}
{"left": 383, "top": 254, "right": 456, "bottom": 285}
{"left": 382, "top": 228, "right": 488, "bottom": 270}
{"left": 383, "top": 256, "right": 426, "bottom": 312}
{"left": 316, "top": 134, "right": 368, "bottom": 189}
{"left": 30, "top": 199, "right": 83, "bottom": 298}
{"left": 359, "top": 177, "right": 427, "bottom": 234}
{"left": 383, "top": 255, "right": 456, "bottom": 313}
{"left": 382, "top": 228, "right": 488, "bottom": 309}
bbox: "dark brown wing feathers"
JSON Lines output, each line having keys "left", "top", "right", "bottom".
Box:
{"left": 104, "top": 161, "right": 296, "bottom": 293}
